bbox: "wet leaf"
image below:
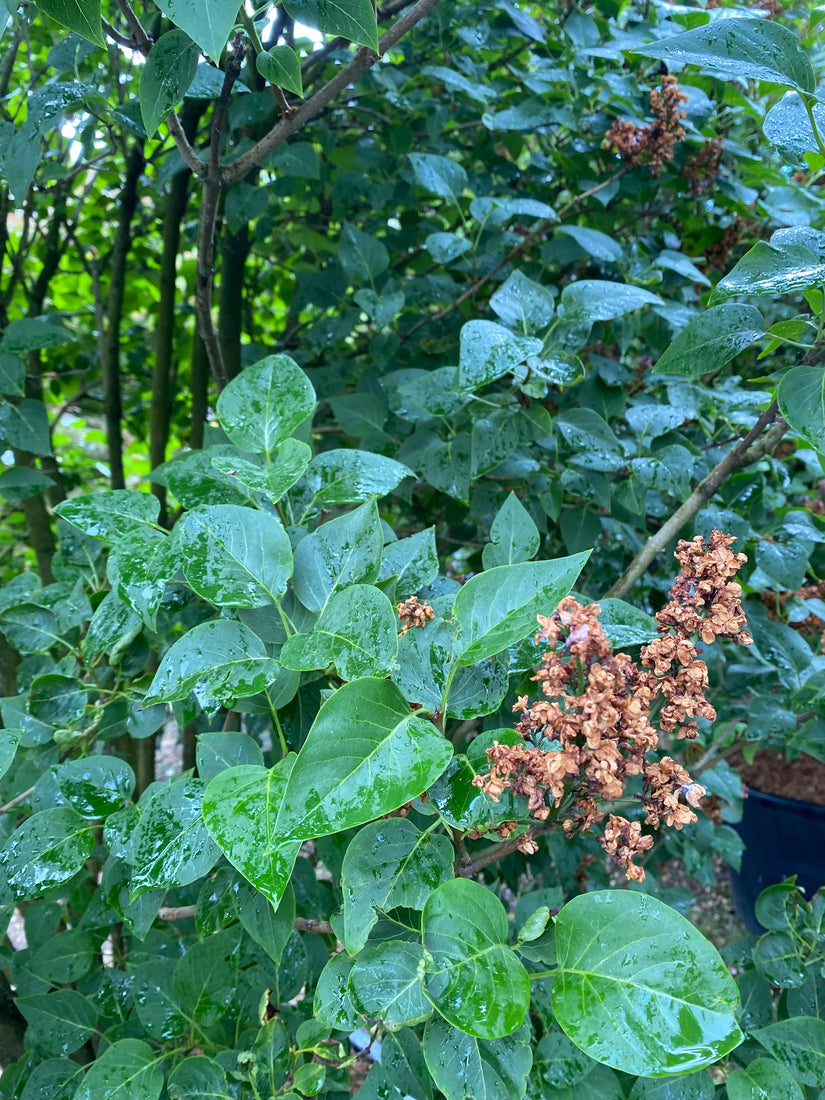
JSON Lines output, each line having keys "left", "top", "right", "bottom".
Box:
{"left": 52, "top": 755, "right": 135, "bottom": 818}
{"left": 379, "top": 527, "right": 439, "bottom": 601}
{"left": 292, "top": 499, "right": 383, "bottom": 612}
{"left": 339, "top": 818, "right": 454, "bottom": 955}
{"left": 283, "top": 0, "right": 379, "bottom": 50}
{"left": 280, "top": 584, "right": 398, "bottom": 680}
{"left": 167, "top": 1056, "right": 229, "bottom": 1100}
{"left": 552, "top": 891, "right": 743, "bottom": 1076}
{"left": 17, "top": 990, "right": 98, "bottom": 1054}
{"left": 140, "top": 28, "right": 199, "bottom": 136}
{"left": 725, "top": 1057, "right": 804, "bottom": 1100}
{"left": 178, "top": 504, "right": 293, "bottom": 607}
{"left": 560, "top": 280, "right": 662, "bottom": 323}
{"left": 752, "top": 1017, "right": 825, "bottom": 1086}
{"left": 293, "top": 449, "right": 412, "bottom": 516}
{"left": 453, "top": 552, "right": 590, "bottom": 664}
{"left": 202, "top": 758, "right": 301, "bottom": 909}
{"left": 422, "top": 1017, "right": 532, "bottom": 1100}
{"left": 130, "top": 778, "right": 220, "bottom": 897}
{"left": 653, "top": 304, "right": 764, "bottom": 376}
{"left": 145, "top": 619, "right": 281, "bottom": 714}
{"left": 74, "top": 1037, "right": 163, "bottom": 1100}
{"left": 0, "top": 807, "right": 94, "bottom": 899}
{"left": 313, "top": 952, "right": 361, "bottom": 1030}
{"left": 54, "top": 490, "right": 160, "bottom": 541}
{"left": 350, "top": 940, "right": 433, "bottom": 1029}
{"left": 216, "top": 354, "right": 316, "bottom": 459}
{"left": 171, "top": 929, "right": 239, "bottom": 1028}
{"left": 482, "top": 492, "right": 540, "bottom": 569}
{"left": 778, "top": 366, "right": 825, "bottom": 455}
{"left": 634, "top": 17, "right": 814, "bottom": 93}
{"left": 711, "top": 227, "right": 825, "bottom": 302}
{"left": 458, "top": 320, "right": 543, "bottom": 392}
{"left": 195, "top": 731, "right": 264, "bottom": 783}
{"left": 423, "top": 878, "right": 531, "bottom": 1039}
{"left": 409, "top": 152, "right": 468, "bottom": 202}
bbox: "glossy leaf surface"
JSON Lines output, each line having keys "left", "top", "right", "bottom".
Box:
{"left": 423, "top": 1017, "right": 532, "bottom": 1100}
{"left": 653, "top": 305, "right": 764, "bottom": 376}
{"left": 131, "top": 778, "right": 220, "bottom": 896}
{"left": 178, "top": 504, "right": 293, "bottom": 607}
{"left": 216, "top": 355, "right": 315, "bottom": 459}
{"left": 778, "top": 366, "right": 825, "bottom": 455}
{"left": 350, "top": 941, "right": 432, "bottom": 1029}
{"left": 423, "top": 878, "right": 530, "bottom": 1039}
{"left": 74, "top": 1038, "right": 163, "bottom": 1100}
{"left": 453, "top": 552, "right": 590, "bottom": 664}
{"left": 0, "top": 807, "right": 93, "bottom": 899}
{"left": 339, "top": 818, "right": 454, "bottom": 955}
{"left": 145, "top": 620, "right": 281, "bottom": 714}
{"left": 292, "top": 499, "right": 383, "bottom": 612}
{"left": 552, "top": 891, "right": 743, "bottom": 1076}
{"left": 140, "top": 29, "right": 199, "bottom": 136}
{"left": 752, "top": 1017, "right": 825, "bottom": 1086}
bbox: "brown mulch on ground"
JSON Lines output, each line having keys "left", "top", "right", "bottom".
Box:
{"left": 729, "top": 749, "right": 825, "bottom": 806}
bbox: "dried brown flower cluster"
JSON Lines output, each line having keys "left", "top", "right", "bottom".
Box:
{"left": 473, "top": 530, "right": 752, "bottom": 881}
{"left": 683, "top": 136, "right": 724, "bottom": 196}
{"left": 603, "top": 75, "right": 688, "bottom": 176}
{"left": 706, "top": 216, "right": 749, "bottom": 270}
{"left": 397, "top": 595, "right": 435, "bottom": 635}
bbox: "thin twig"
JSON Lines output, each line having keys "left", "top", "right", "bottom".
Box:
{"left": 157, "top": 904, "right": 334, "bottom": 934}
{"left": 223, "top": 0, "right": 444, "bottom": 185}
{"left": 606, "top": 400, "right": 783, "bottom": 599}
{"left": 0, "top": 786, "right": 35, "bottom": 814}
{"left": 460, "top": 824, "right": 555, "bottom": 876}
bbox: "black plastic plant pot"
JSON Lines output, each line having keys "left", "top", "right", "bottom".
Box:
{"left": 730, "top": 786, "right": 825, "bottom": 932}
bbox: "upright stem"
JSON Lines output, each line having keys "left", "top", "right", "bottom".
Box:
{"left": 102, "top": 142, "right": 145, "bottom": 489}
{"left": 217, "top": 222, "right": 249, "bottom": 381}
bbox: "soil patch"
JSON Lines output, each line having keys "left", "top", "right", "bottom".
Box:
{"left": 729, "top": 749, "right": 825, "bottom": 806}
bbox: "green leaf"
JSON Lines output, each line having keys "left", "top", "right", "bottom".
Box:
{"left": 131, "top": 778, "right": 220, "bottom": 897}
{"left": 393, "top": 619, "right": 508, "bottom": 718}
{"left": 84, "top": 592, "right": 141, "bottom": 660}
{"left": 256, "top": 45, "right": 303, "bottom": 97}
{"left": 764, "top": 93, "right": 825, "bottom": 164}
{"left": 409, "top": 152, "right": 468, "bottom": 203}
{"left": 634, "top": 17, "right": 814, "bottom": 93}
{"left": 779, "top": 366, "right": 825, "bottom": 454}
{"left": 417, "top": 433, "right": 473, "bottom": 504}
{"left": 140, "top": 29, "right": 200, "bottom": 136}
{"left": 54, "top": 489, "right": 159, "bottom": 541}
{"left": 283, "top": 0, "right": 378, "bottom": 50}
{"left": 0, "top": 604, "right": 60, "bottom": 653}
{"left": 0, "top": 727, "right": 21, "bottom": 780}
{"left": 453, "top": 552, "right": 590, "bottom": 664}
{"left": 725, "top": 1057, "right": 804, "bottom": 1100}
{"left": 558, "top": 225, "right": 623, "bottom": 263}
{"left": 294, "top": 449, "right": 412, "bottom": 515}
{"left": 29, "top": 673, "right": 88, "bottom": 727}
{"left": 482, "top": 492, "right": 540, "bottom": 569}
{"left": 35, "top": 0, "right": 104, "bottom": 46}
{"left": 278, "top": 677, "right": 454, "bottom": 841}
{"left": 596, "top": 598, "right": 659, "bottom": 648}
{"left": 171, "top": 929, "right": 238, "bottom": 1027}
{"left": 202, "top": 759, "right": 301, "bottom": 908}
{"left": 313, "top": 953, "right": 361, "bottom": 1030}
{"left": 339, "top": 818, "right": 454, "bottom": 955}
{"left": 489, "top": 270, "right": 556, "bottom": 333}
{"left": 216, "top": 355, "right": 316, "bottom": 459}
{"left": 627, "top": 1070, "right": 715, "bottom": 1099}
{"left": 15, "top": 1058, "right": 83, "bottom": 1100}
{"left": 210, "top": 439, "right": 311, "bottom": 503}
{"left": 422, "top": 878, "right": 531, "bottom": 1039}
{"left": 339, "top": 223, "right": 389, "bottom": 282}
{"left": 653, "top": 304, "right": 764, "bottom": 376}
{"left": 711, "top": 227, "right": 825, "bottom": 302}
{"left": 235, "top": 878, "right": 296, "bottom": 964}
{"left": 280, "top": 584, "right": 398, "bottom": 680}
{"left": 52, "top": 755, "right": 135, "bottom": 818}
{"left": 178, "top": 504, "right": 293, "bottom": 607}
{"left": 552, "top": 891, "right": 743, "bottom": 1076}
{"left": 560, "top": 280, "right": 662, "bottom": 323}
{"left": 423, "top": 1017, "right": 532, "bottom": 1100}
{"left": 195, "top": 731, "right": 264, "bottom": 783}
{"left": 145, "top": 620, "right": 281, "bottom": 714}
{"left": 752, "top": 1017, "right": 825, "bottom": 1086}
{"left": 167, "top": 1056, "right": 230, "bottom": 1100}
{"left": 292, "top": 498, "right": 383, "bottom": 612}
{"left": 129, "top": 958, "right": 188, "bottom": 1039}
{"left": 108, "top": 529, "right": 179, "bottom": 630}
{"left": 152, "top": 0, "right": 239, "bottom": 63}
{"left": 379, "top": 527, "right": 439, "bottom": 601}
{"left": 458, "top": 320, "right": 543, "bottom": 392}
{"left": 29, "top": 928, "right": 99, "bottom": 984}
{"left": 350, "top": 941, "right": 433, "bottom": 1029}
{"left": 0, "top": 352, "right": 25, "bottom": 395}
{"left": 74, "top": 1038, "right": 163, "bottom": 1100}
{"left": 0, "top": 398, "right": 52, "bottom": 455}
{"left": 17, "top": 990, "right": 97, "bottom": 1054}
{"left": 0, "top": 807, "right": 93, "bottom": 899}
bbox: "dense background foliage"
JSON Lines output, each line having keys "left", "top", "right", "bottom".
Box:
{"left": 1, "top": 0, "right": 825, "bottom": 1097}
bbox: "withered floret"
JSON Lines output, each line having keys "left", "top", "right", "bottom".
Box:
{"left": 472, "top": 530, "right": 750, "bottom": 882}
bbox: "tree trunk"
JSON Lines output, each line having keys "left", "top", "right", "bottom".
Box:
{"left": 218, "top": 222, "right": 249, "bottom": 381}
{"left": 102, "top": 142, "right": 145, "bottom": 490}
